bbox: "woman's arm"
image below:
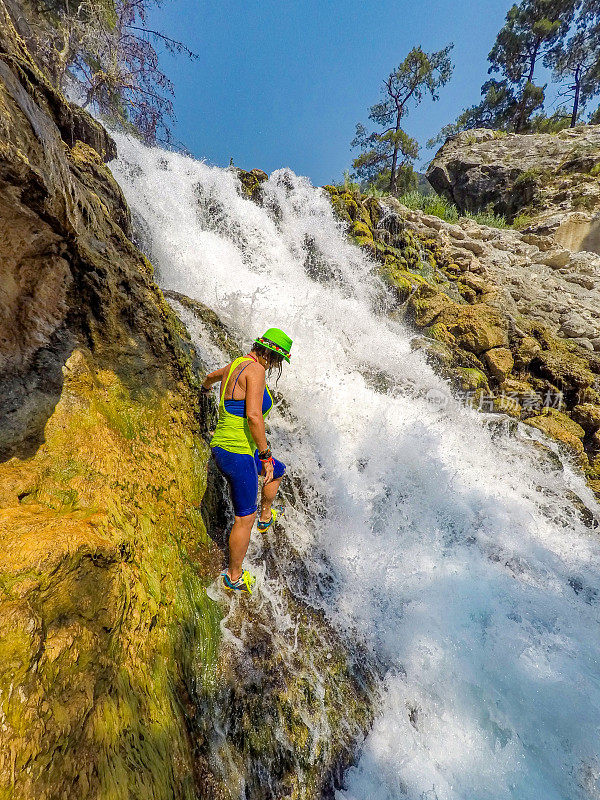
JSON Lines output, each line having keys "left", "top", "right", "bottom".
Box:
{"left": 201, "top": 366, "right": 226, "bottom": 393}
{"left": 244, "top": 363, "right": 268, "bottom": 452}
{"left": 245, "top": 364, "right": 274, "bottom": 483}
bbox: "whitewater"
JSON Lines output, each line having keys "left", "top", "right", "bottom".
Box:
{"left": 111, "top": 136, "right": 600, "bottom": 800}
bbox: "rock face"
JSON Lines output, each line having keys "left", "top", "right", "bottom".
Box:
{"left": 0, "top": 5, "right": 374, "bottom": 799}
{"left": 427, "top": 127, "right": 600, "bottom": 252}
{"left": 324, "top": 184, "right": 600, "bottom": 502}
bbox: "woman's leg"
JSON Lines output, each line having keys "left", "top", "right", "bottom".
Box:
{"left": 228, "top": 512, "right": 257, "bottom": 581}
{"left": 211, "top": 448, "right": 259, "bottom": 579}
{"left": 259, "top": 477, "right": 282, "bottom": 523}
{"left": 257, "top": 454, "right": 286, "bottom": 523}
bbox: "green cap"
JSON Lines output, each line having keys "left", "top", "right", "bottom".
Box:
{"left": 254, "top": 328, "right": 293, "bottom": 363}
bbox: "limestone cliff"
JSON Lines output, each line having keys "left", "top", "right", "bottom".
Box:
{"left": 427, "top": 126, "right": 600, "bottom": 252}
{"left": 0, "top": 4, "right": 373, "bottom": 798}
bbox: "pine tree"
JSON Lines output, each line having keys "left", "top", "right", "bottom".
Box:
{"left": 488, "top": 0, "right": 576, "bottom": 131}
{"left": 352, "top": 45, "right": 453, "bottom": 194}
{"left": 432, "top": 0, "right": 577, "bottom": 142}
{"left": 546, "top": 0, "right": 600, "bottom": 125}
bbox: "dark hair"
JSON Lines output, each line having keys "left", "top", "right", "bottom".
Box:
{"left": 252, "top": 342, "right": 284, "bottom": 385}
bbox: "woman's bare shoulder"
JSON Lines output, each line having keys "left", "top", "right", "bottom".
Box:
{"left": 244, "top": 360, "right": 266, "bottom": 381}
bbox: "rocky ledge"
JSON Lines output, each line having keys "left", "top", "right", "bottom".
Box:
{"left": 427, "top": 126, "right": 600, "bottom": 252}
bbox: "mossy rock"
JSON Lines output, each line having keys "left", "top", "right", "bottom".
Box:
{"left": 455, "top": 367, "right": 489, "bottom": 392}
{"left": 324, "top": 187, "right": 352, "bottom": 223}
{"left": 357, "top": 204, "right": 373, "bottom": 229}
{"left": 0, "top": 345, "right": 223, "bottom": 800}
{"left": 363, "top": 196, "right": 382, "bottom": 227}
{"left": 450, "top": 347, "right": 487, "bottom": 373}
{"left": 436, "top": 304, "right": 509, "bottom": 354}
{"left": 578, "top": 387, "right": 600, "bottom": 405}
{"left": 530, "top": 350, "right": 596, "bottom": 391}
{"left": 351, "top": 220, "right": 373, "bottom": 239}
{"left": 381, "top": 266, "right": 414, "bottom": 298}
{"left": 588, "top": 480, "right": 600, "bottom": 501}
{"left": 354, "top": 236, "right": 377, "bottom": 255}
{"left": 484, "top": 347, "right": 514, "bottom": 381}
{"left": 571, "top": 403, "right": 600, "bottom": 433}
{"left": 457, "top": 282, "right": 478, "bottom": 303}
{"left": 587, "top": 453, "right": 600, "bottom": 479}
{"left": 338, "top": 191, "right": 360, "bottom": 221}
{"left": 524, "top": 409, "right": 587, "bottom": 460}
{"left": 493, "top": 394, "right": 522, "bottom": 417}
{"left": 409, "top": 288, "right": 455, "bottom": 327}
{"left": 410, "top": 338, "right": 455, "bottom": 371}
{"left": 424, "top": 322, "right": 457, "bottom": 347}
{"left": 237, "top": 168, "right": 268, "bottom": 198}
{"left": 514, "top": 335, "right": 542, "bottom": 370}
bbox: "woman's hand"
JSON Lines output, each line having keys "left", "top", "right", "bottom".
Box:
{"left": 261, "top": 459, "right": 274, "bottom": 484}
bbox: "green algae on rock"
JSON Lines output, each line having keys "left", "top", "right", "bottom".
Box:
{"left": 0, "top": 5, "right": 377, "bottom": 798}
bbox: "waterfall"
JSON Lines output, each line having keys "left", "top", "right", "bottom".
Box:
{"left": 111, "top": 135, "right": 600, "bottom": 800}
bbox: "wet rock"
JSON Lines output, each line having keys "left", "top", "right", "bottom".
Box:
{"left": 485, "top": 347, "right": 514, "bottom": 381}
{"left": 524, "top": 409, "right": 586, "bottom": 459}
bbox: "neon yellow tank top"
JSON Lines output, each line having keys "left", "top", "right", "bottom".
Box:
{"left": 209, "top": 356, "right": 274, "bottom": 455}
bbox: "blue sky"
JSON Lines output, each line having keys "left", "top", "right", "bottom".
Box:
{"left": 147, "top": 0, "right": 512, "bottom": 185}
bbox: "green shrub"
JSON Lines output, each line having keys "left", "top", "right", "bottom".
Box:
{"left": 514, "top": 167, "right": 543, "bottom": 187}
{"left": 398, "top": 190, "right": 507, "bottom": 228}
{"left": 512, "top": 212, "right": 534, "bottom": 229}
{"left": 398, "top": 189, "right": 459, "bottom": 221}
{"left": 467, "top": 209, "right": 508, "bottom": 228}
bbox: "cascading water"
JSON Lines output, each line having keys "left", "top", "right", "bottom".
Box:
{"left": 111, "top": 135, "right": 600, "bottom": 800}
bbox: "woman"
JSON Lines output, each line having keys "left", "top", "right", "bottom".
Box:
{"left": 200, "top": 328, "right": 292, "bottom": 594}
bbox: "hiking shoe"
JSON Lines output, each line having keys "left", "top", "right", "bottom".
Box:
{"left": 257, "top": 505, "right": 284, "bottom": 533}
{"left": 221, "top": 569, "right": 256, "bottom": 594}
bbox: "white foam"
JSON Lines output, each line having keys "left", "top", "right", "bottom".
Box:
{"left": 111, "top": 135, "right": 600, "bottom": 800}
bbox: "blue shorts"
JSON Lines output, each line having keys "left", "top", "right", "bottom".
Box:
{"left": 211, "top": 447, "right": 286, "bottom": 517}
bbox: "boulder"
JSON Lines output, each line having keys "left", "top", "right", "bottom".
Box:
{"left": 410, "top": 288, "right": 455, "bottom": 327}
{"left": 427, "top": 126, "right": 600, "bottom": 243}
{"left": 542, "top": 250, "right": 571, "bottom": 268}
{"left": 571, "top": 403, "right": 600, "bottom": 433}
{"left": 560, "top": 312, "right": 593, "bottom": 338}
{"left": 484, "top": 347, "right": 514, "bottom": 381}
{"left": 435, "top": 304, "right": 509, "bottom": 354}
{"left": 524, "top": 409, "right": 586, "bottom": 458}
{"left": 530, "top": 350, "right": 596, "bottom": 391}
{"left": 514, "top": 336, "right": 542, "bottom": 369}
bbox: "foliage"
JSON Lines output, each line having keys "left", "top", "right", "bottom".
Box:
{"left": 398, "top": 190, "right": 508, "bottom": 228}
{"left": 35, "top": 0, "right": 197, "bottom": 143}
{"left": 431, "top": 0, "right": 600, "bottom": 143}
{"left": 352, "top": 45, "right": 454, "bottom": 194}
{"left": 428, "top": 79, "right": 518, "bottom": 146}
{"left": 528, "top": 109, "right": 573, "bottom": 130}
{"left": 545, "top": 0, "right": 600, "bottom": 125}
{"left": 512, "top": 211, "right": 536, "bottom": 228}
{"left": 487, "top": 0, "right": 575, "bottom": 131}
